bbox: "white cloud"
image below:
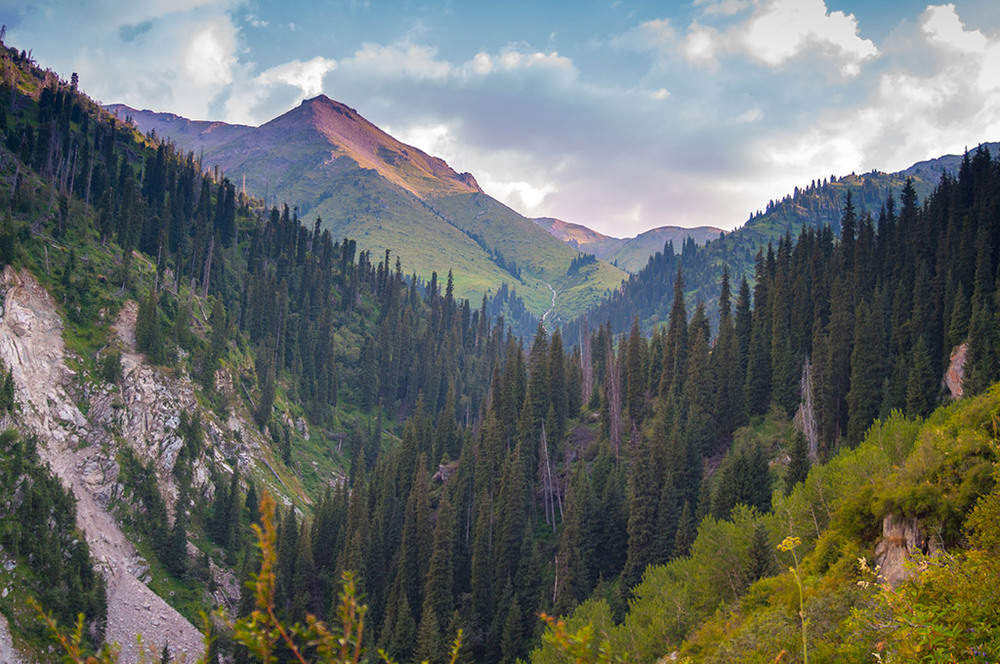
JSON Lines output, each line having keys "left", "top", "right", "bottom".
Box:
{"left": 735, "top": 107, "right": 762, "bottom": 123}
{"left": 480, "top": 177, "right": 557, "bottom": 213}
{"left": 693, "top": 0, "right": 752, "bottom": 18}
{"left": 183, "top": 20, "right": 236, "bottom": 87}
{"left": 8, "top": 1, "right": 240, "bottom": 119}
{"left": 386, "top": 123, "right": 457, "bottom": 161}
{"left": 747, "top": 3, "right": 1000, "bottom": 212}
{"left": 628, "top": 0, "right": 877, "bottom": 76}
{"left": 225, "top": 56, "right": 337, "bottom": 124}
{"left": 682, "top": 22, "right": 720, "bottom": 66}
{"left": 739, "top": 0, "right": 877, "bottom": 74}
{"left": 346, "top": 42, "right": 451, "bottom": 80}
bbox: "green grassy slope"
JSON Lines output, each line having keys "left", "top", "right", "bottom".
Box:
{"left": 429, "top": 193, "right": 626, "bottom": 322}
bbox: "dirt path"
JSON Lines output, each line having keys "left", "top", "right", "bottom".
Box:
{"left": 0, "top": 268, "right": 203, "bottom": 663}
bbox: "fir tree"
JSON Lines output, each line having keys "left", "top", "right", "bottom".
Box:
{"left": 744, "top": 522, "right": 776, "bottom": 584}
{"left": 786, "top": 431, "right": 810, "bottom": 493}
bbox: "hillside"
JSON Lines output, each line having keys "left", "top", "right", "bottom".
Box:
{"left": 532, "top": 389, "right": 1000, "bottom": 663}
{"left": 566, "top": 143, "right": 1000, "bottom": 340}
{"left": 534, "top": 217, "right": 723, "bottom": 273}
{"left": 109, "top": 99, "right": 626, "bottom": 322}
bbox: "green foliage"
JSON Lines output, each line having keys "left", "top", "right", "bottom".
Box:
{"left": 98, "top": 346, "right": 122, "bottom": 384}
{"left": 0, "top": 428, "right": 107, "bottom": 651}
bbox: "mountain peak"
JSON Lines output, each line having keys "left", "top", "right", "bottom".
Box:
{"left": 300, "top": 94, "right": 356, "bottom": 115}
{"left": 260, "top": 94, "right": 481, "bottom": 199}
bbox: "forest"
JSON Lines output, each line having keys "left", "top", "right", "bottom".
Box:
{"left": 0, "top": 37, "right": 999, "bottom": 664}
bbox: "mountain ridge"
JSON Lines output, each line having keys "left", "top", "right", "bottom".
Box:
{"left": 533, "top": 216, "right": 724, "bottom": 272}
{"left": 108, "top": 97, "right": 626, "bottom": 322}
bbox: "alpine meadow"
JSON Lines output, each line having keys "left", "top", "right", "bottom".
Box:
{"left": 1, "top": 3, "right": 1000, "bottom": 664}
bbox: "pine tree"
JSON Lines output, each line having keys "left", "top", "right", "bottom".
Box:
{"left": 964, "top": 230, "right": 999, "bottom": 395}
{"left": 745, "top": 251, "right": 772, "bottom": 416}
{"left": 422, "top": 489, "right": 456, "bottom": 643}
{"left": 673, "top": 500, "right": 694, "bottom": 557}
{"left": 710, "top": 439, "right": 771, "bottom": 518}
{"left": 135, "top": 288, "right": 165, "bottom": 364}
{"left": 846, "top": 300, "right": 886, "bottom": 445}
{"left": 553, "top": 462, "right": 595, "bottom": 615}
{"left": 625, "top": 318, "right": 647, "bottom": 429}
{"left": 744, "top": 522, "right": 776, "bottom": 584}
{"left": 906, "top": 337, "right": 937, "bottom": 418}
{"left": 548, "top": 328, "right": 568, "bottom": 443}
{"left": 713, "top": 268, "right": 740, "bottom": 439}
{"left": 660, "top": 268, "right": 688, "bottom": 397}
{"left": 622, "top": 430, "right": 658, "bottom": 592}
{"left": 786, "top": 431, "right": 810, "bottom": 493}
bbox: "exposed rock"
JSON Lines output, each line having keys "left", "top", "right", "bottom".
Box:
{"left": 946, "top": 342, "right": 968, "bottom": 399}
{"left": 873, "top": 513, "right": 934, "bottom": 588}
{"left": 0, "top": 267, "right": 203, "bottom": 662}
{"left": 0, "top": 613, "right": 25, "bottom": 664}
{"left": 432, "top": 461, "right": 459, "bottom": 483}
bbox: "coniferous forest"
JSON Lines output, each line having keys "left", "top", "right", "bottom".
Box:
{"left": 1, "top": 35, "right": 1000, "bottom": 664}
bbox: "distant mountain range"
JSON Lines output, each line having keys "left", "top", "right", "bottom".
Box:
{"left": 563, "top": 141, "right": 1000, "bottom": 340}
{"left": 532, "top": 217, "right": 723, "bottom": 273}
{"left": 108, "top": 97, "right": 626, "bottom": 322}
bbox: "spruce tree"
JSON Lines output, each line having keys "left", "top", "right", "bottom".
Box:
{"left": 786, "top": 431, "right": 810, "bottom": 493}
{"left": 548, "top": 328, "right": 568, "bottom": 442}
{"left": 846, "top": 300, "right": 886, "bottom": 445}
{"left": 906, "top": 337, "right": 937, "bottom": 417}
{"left": 713, "top": 268, "right": 740, "bottom": 439}
{"left": 744, "top": 522, "right": 776, "bottom": 584}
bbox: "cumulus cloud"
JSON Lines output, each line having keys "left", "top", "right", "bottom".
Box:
{"left": 626, "top": 0, "right": 877, "bottom": 77}
{"left": 739, "top": 0, "right": 877, "bottom": 74}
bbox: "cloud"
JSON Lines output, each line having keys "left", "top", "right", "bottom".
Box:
{"left": 738, "top": 0, "right": 878, "bottom": 75}
{"left": 693, "top": 0, "right": 752, "bottom": 18}
{"left": 183, "top": 21, "right": 236, "bottom": 87}
{"left": 225, "top": 56, "right": 337, "bottom": 124}
{"left": 345, "top": 42, "right": 452, "bottom": 81}
{"left": 745, "top": 3, "right": 1000, "bottom": 213}
{"left": 8, "top": 1, "right": 239, "bottom": 119}
{"left": 626, "top": 0, "right": 877, "bottom": 77}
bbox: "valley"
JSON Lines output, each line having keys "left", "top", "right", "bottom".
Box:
{"left": 0, "top": 30, "right": 999, "bottom": 664}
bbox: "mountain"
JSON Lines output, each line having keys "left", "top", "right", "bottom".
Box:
{"left": 108, "top": 98, "right": 626, "bottom": 322}
{"left": 533, "top": 217, "right": 724, "bottom": 273}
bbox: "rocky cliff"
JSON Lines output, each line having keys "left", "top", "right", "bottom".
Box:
{"left": 0, "top": 267, "right": 265, "bottom": 662}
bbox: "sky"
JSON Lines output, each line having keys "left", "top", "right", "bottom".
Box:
{"left": 2, "top": 1, "right": 1000, "bottom": 237}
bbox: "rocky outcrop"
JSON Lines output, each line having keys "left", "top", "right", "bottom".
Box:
{"left": 0, "top": 614, "right": 25, "bottom": 664}
{"left": 946, "top": 343, "right": 968, "bottom": 399}
{"left": 873, "top": 514, "right": 934, "bottom": 587}
{"left": 0, "top": 267, "right": 203, "bottom": 662}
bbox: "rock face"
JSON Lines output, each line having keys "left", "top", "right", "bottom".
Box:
{"left": 873, "top": 514, "right": 932, "bottom": 588}
{"left": 0, "top": 268, "right": 203, "bottom": 662}
{"left": 946, "top": 343, "right": 968, "bottom": 399}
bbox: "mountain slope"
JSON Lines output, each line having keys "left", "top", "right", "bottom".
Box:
{"left": 533, "top": 217, "right": 723, "bottom": 273}
{"left": 109, "top": 98, "right": 626, "bottom": 321}
{"left": 566, "top": 143, "right": 1000, "bottom": 340}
